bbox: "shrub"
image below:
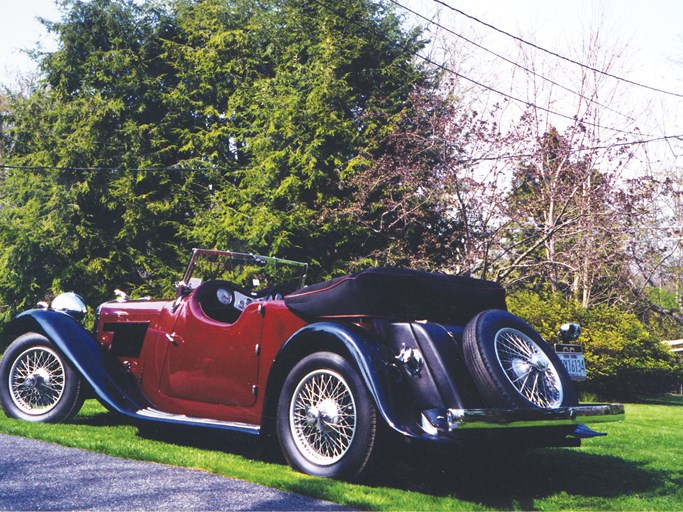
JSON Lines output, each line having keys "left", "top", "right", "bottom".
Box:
{"left": 507, "top": 290, "right": 682, "bottom": 401}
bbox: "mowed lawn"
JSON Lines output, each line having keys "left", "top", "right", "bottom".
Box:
{"left": 0, "top": 401, "right": 680, "bottom": 510}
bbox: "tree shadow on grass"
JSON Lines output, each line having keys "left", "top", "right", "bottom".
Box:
{"left": 71, "top": 410, "right": 130, "bottom": 427}
{"left": 70, "top": 411, "right": 664, "bottom": 509}
{"left": 134, "top": 420, "right": 276, "bottom": 461}
{"left": 69, "top": 406, "right": 278, "bottom": 461}
{"left": 131, "top": 422, "right": 664, "bottom": 509}
{"left": 364, "top": 439, "right": 663, "bottom": 509}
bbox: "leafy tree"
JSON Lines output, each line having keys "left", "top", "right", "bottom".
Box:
{"left": 329, "top": 83, "right": 470, "bottom": 271}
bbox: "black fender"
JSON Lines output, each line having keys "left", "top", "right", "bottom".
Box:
{"left": 264, "top": 321, "right": 422, "bottom": 438}
{"left": 7, "top": 309, "right": 151, "bottom": 415}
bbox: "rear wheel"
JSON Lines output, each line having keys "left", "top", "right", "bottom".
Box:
{"left": 276, "top": 351, "right": 377, "bottom": 480}
{"left": 463, "top": 310, "right": 577, "bottom": 409}
{"left": 0, "top": 332, "right": 84, "bottom": 422}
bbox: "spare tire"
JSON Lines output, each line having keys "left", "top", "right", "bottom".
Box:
{"left": 463, "top": 309, "right": 577, "bottom": 409}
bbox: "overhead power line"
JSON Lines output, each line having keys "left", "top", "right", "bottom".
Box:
{"left": 5, "top": 0, "right": 677, "bottom": 174}
{"left": 415, "top": 51, "right": 653, "bottom": 138}
{"left": 388, "top": 0, "right": 639, "bottom": 125}
{"left": 3, "top": 134, "right": 680, "bottom": 172}
{"left": 431, "top": 0, "right": 683, "bottom": 99}
{"left": 311, "top": 0, "right": 653, "bottom": 139}
{"left": 311, "top": 0, "right": 683, "bottom": 159}
{"left": 461, "top": 134, "right": 683, "bottom": 164}
{"left": 0, "top": 164, "right": 223, "bottom": 173}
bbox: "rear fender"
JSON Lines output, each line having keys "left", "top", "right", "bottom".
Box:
{"left": 264, "top": 321, "right": 417, "bottom": 437}
{"left": 7, "top": 309, "right": 151, "bottom": 414}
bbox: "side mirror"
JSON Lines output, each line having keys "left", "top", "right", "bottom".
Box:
{"left": 558, "top": 322, "right": 582, "bottom": 343}
{"left": 173, "top": 281, "right": 192, "bottom": 312}
{"left": 175, "top": 281, "right": 192, "bottom": 299}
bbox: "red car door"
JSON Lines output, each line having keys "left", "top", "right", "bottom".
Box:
{"left": 158, "top": 297, "right": 263, "bottom": 408}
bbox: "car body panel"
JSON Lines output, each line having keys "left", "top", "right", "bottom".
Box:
{"left": 158, "top": 299, "right": 263, "bottom": 408}
{"left": 93, "top": 295, "right": 312, "bottom": 426}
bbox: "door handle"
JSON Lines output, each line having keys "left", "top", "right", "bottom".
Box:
{"left": 165, "top": 332, "right": 184, "bottom": 346}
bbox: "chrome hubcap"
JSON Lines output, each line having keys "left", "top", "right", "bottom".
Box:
{"left": 304, "top": 398, "right": 341, "bottom": 432}
{"left": 290, "top": 369, "right": 356, "bottom": 465}
{"left": 495, "top": 328, "right": 563, "bottom": 408}
{"left": 9, "top": 347, "right": 66, "bottom": 415}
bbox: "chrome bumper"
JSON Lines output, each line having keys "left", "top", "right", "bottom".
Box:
{"left": 421, "top": 403, "right": 624, "bottom": 434}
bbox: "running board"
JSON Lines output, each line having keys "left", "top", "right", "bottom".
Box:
{"left": 133, "top": 407, "right": 261, "bottom": 435}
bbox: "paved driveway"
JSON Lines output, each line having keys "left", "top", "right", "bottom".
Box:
{"left": 0, "top": 434, "right": 348, "bottom": 511}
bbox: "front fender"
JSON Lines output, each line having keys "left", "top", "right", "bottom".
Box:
{"left": 8, "top": 309, "right": 150, "bottom": 414}
{"left": 266, "top": 321, "right": 419, "bottom": 437}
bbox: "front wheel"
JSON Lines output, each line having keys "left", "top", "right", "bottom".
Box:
{"left": 0, "top": 332, "right": 85, "bottom": 422}
{"left": 276, "top": 351, "right": 377, "bottom": 480}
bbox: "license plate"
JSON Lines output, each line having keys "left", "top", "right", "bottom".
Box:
{"left": 555, "top": 344, "right": 586, "bottom": 381}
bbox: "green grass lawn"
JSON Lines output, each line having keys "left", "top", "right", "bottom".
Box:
{"left": 0, "top": 401, "right": 681, "bottom": 510}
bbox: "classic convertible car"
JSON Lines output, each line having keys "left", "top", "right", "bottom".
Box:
{"left": 0, "top": 249, "right": 623, "bottom": 479}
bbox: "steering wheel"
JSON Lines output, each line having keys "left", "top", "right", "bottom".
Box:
{"left": 193, "top": 281, "right": 240, "bottom": 323}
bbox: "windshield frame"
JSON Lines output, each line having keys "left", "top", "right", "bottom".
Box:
{"left": 180, "top": 248, "right": 308, "bottom": 293}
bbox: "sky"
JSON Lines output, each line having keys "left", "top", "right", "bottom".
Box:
{"left": 1, "top": 0, "right": 682, "bottom": 153}
{"left": 400, "top": 0, "right": 683, "bottom": 142}
{"left": 2, "top": 0, "right": 681, "bottom": 91}
{"left": 2, "top": 1, "right": 681, "bottom": 85}
{"left": 412, "top": 0, "right": 683, "bottom": 90}
{"left": 0, "top": 0, "right": 60, "bottom": 86}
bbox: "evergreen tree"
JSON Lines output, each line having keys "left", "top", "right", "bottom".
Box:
{"left": 177, "top": 0, "right": 431, "bottom": 276}
{"left": 0, "top": 0, "right": 435, "bottom": 317}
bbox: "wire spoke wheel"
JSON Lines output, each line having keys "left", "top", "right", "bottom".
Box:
{"left": 9, "top": 346, "right": 66, "bottom": 415}
{"left": 0, "top": 333, "right": 84, "bottom": 423}
{"left": 289, "top": 369, "right": 357, "bottom": 465}
{"left": 463, "top": 310, "right": 576, "bottom": 410}
{"left": 494, "top": 327, "right": 563, "bottom": 408}
{"left": 277, "top": 351, "right": 377, "bottom": 479}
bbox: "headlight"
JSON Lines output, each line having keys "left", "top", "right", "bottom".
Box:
{"left": 51, "top": 292, "right": 88, "bottom": 323}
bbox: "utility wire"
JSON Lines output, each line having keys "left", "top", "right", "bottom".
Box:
{"left": 415, "top": 51, "right": 653, "bottom": 138}
{"left": 389, "top": 0, "right": 639, "bottom": 125}
{"left": 0, "top": 164, "right": 223, "bottom": 173}
{"left": 311, "top": 0, "right": 653, "bottom": 139}
{"left": 458, "top": 134, "right": 683, "bottom": 164}
{"left": 4, "top": 0, "right": 678, "bottom": 172}
{"left": 431, "top": 0, "right": 683, "bottom": 99}
{"left": 3, "top": 134, "right": 680, "bottom": 171}
{"left": 315, "top": 0, "right": 683, "bottom": 162}
{"left": 315, "top": 0, "right": 655, "bottom": 138}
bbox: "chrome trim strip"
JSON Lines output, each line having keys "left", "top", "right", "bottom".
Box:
{"left": 421, "top": 403, "right": 624, "bottom": 432}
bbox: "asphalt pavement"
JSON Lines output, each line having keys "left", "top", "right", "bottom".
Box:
{"left": 0, "top": 433, "right": 349, "bottom": 511}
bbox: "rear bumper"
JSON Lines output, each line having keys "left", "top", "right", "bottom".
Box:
{"left": 421, "top": 403, "right": 624, "bottom": 434}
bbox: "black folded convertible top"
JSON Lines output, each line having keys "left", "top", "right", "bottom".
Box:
{"left": 284, "top": 267, "right": 506, "bottom": 324}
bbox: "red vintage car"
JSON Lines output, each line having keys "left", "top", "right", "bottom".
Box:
{"left": 0, "top": 249, "right": 623, "bottom": 479}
